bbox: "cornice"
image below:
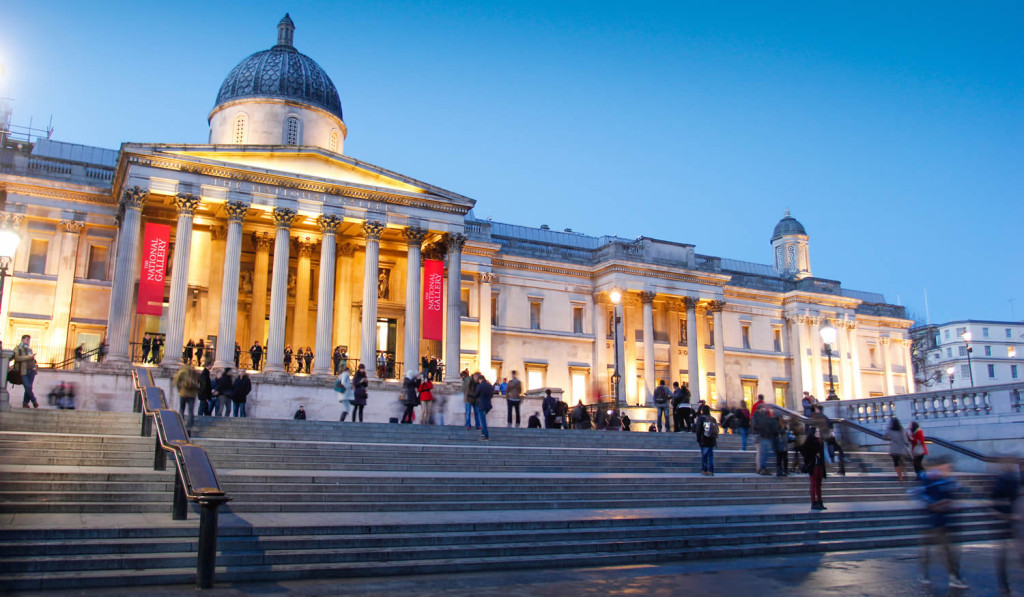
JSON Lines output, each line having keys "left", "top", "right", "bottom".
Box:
{"left": 724, "top": 286, "right": 786, "bottom": 306}
{"left": 782, "top": 291, "right": 861, "bottom": 310}
{"left": 1, "top": 180, "right": 115, "bottom": 207}
{"left": 592, "top": 261, "right": 731, "bottom": 287}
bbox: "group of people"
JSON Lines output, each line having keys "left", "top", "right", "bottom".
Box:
{"left": 182, "top": 339, "right": 213, "bottom": 367}
{"left": 139, "top": 334, "right": 165, "bottom": 364}
{"left": 651, "top": 380, "right": 696, "bottom": 433}
{"left": 418, "top": 356, "right": 445, "bottom": 382}
{"left": 884, "top": 417, "right": 929, "bottom": 482}
{"left": 173, "top": 364, "right": 252, "bottom": 426}
{"left": 283, "top": 345, "right": 314, "bottom": 374}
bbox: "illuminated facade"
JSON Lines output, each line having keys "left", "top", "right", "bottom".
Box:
{"left": 0, "top": 16, "right": 913, "bottom": 410}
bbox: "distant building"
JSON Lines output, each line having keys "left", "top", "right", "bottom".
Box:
{"left": 912, "top": 320, "right": 1023, "bottom": 390}
{"left": 0, "top": 16, "right": 913, "bottom": 410}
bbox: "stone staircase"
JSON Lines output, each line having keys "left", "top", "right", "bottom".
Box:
{"left": 0, "top": 410, "right": 1003, "bottom": 591}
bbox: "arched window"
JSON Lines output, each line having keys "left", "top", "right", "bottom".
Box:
{"left": 232, "top": 114, "right": 248, "bottom": 144}
{"left": 284, "top": 116, "right": 302, "bottom": 145}
{"left": 329, "top": 129, "right": 339, "bottom": 153}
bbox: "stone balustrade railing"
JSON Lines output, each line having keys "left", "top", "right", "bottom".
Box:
{"left": 822, "top": 382, "right": 1024, "bottom": 425}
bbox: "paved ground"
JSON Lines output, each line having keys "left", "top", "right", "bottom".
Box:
{"left": 12, "top": 541, "right": 1021, "bottom": 597}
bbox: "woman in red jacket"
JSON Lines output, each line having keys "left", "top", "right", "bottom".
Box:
{"left": 418, "top": 374, "right": 435, "bottom": 425}
{"left": 909, "top": 421, "right": 928, "bottom": 478}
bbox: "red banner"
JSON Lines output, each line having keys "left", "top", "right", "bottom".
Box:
{"left": 136, "top": 223, "right": 170, "bottom": 316}
{"left": 422, "top": 259, "right": 444, "bottom": 341}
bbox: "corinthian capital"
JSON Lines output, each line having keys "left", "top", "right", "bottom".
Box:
{"left": 295, "top": 236, "right": 316, "bottom": 257}
{"left": 316, "top": 215, "right": 341, "bottom": 234}
{"left": 682, "top": 296, "right": 700, "bottom": 311}
{"left": 272, "top": 208, "right": 297, "bottom": 229}
{"left": 403, "top": 226, "right": 429, "bottom": 245}
{"left": 60, "top": 220, "right": 84, "bottom": 234}
{"left": 445, "top": 232, "right": 468, "bottom": 253}
{"left": 337, "top": 242, "right": 357, "bottom": 258}
{"left": 478, "top": 272, "right": 497, "bottom": 284}
{"left": 640, "top": 291, "right": 657, "bottom": 305}
{"left": 362, "top": 220, "right": 385, "bottom": 240}
{"left": 252, "top": 231, "right": 273, "bottom": 250}
{"left": 707, "top": 300, "right": 726, "bottom": 313}
{"left": 224, "top": 200, "right": 249, "bottom": 223}
{"left": 120, "top": 186, "right": 148, "bottom": 210}
{"left": 174, "top": 193, "right": 201, "bottom": 216}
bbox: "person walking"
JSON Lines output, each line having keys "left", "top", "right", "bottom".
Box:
{"left": 910, "top": 421, "right": 928, "bottom": 478}
{"left": 474, "top": 374, "right": 494, "bottom": 441}
{"left": 173, "top": 363, "right": 199, "bottom": 427}
{"left": 990, "top": 459, "right": 1021, "bottom": 595}
{"left": 284, "top": 345, "right": 293, "bottom": 373}
{"left": 303, "top": 347, "right": 313, "bottom": 374}
{"left": 12, "top": 335, "right": 39, "bottom": 408}
{"left": 336, "top": 367, "right": 353, "bottom": 421}
{"left": 653, "top": 379, "right": 671, "bottom": 432}
{"left": 401, "top": 371, "right": 420, "bottom": 424}
{"left": 695, "top": 404, "right": 718, "bottom": 476}
{"left": 800, "top": 426, "right": 828, "bottom": 510}
{"left": 197, "top": 367, "right": 213, "bottom": 416}
{"left": 249, "top": 341, "right": 263, "bottom": 371}
{"left": 506, "top": 370, "right": 523, "bottom": 427}
{"left": 462, "top": 370, "right": 478, "bottom": 430}
{"left": 752, "top": 403, "right": 774, "bottom": 475}
{"left": 351, "top": 363, "right": 368, "bottom": 422}
{"left": 916, "top": 456, "right": 968, "bottom": 589}
{"left": 232, "top": 368, "right": 251, "bottom": 417}
{"left": 418, "top": 373, "right": 434, "bottom": 424}
{"left": 212, "top": 368, "right": 234, "bottom": 417}
{"left": 884, "top": 417, "right": 912, "bottom": 482}
{"left": 734, "top": 402, "right": 751, "bottom": 450}
{"left": 542, "top": 390, "right": 558, "bottom": 429}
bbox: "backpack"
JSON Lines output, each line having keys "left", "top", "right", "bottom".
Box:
{"left": 702, "top": 417, "right": 719, "bottom": 440}
{"left": 653, "top": 386, "right": 668, "bottom": 404}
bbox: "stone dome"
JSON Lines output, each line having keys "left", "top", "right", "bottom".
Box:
{"left": 771, "top": 210, "right": 807, "bottom": 241}
{"left": 213, "top": 14, "right": 343, "bottom": 121}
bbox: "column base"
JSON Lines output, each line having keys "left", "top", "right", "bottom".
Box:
{"left": 263, "top": 363, "right": 285, "bottom": 373}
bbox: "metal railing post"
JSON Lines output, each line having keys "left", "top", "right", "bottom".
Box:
{"left": 141, "top": 414, "right": 152, "bottom": 437}
{"left": 196, "top": 501, "right": 220, "bottom": 589}
{"left": 172, "top": 473, "right": 188, "bottom": 520}
{"left": 154, "top": 437, "right": 166, "bottom": 471}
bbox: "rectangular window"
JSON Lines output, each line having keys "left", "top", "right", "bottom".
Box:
{"left": 526, "top": 369, "right": 544, "bottom": 391}
{"left": 572, "top": 306, "right": 584, "bottom": 334}
{"left": 946, "top": 347, "right": 952, "bottom": 358}
{"left": 934, "top": 334, "right": 941, "bottom": 346}
{"left": 1009, "top": 346, "right": 1016, "bottom": 358}
{"left": 984, "top": 345, "right": 992, "bottom": 356}
{"left": 773, "top": 329, "right": 782, "bottom": 352}
{"left": 1012, "top": 365, "right": 1019, "bottom": 379}
{"left": 86, "top": 245, "right": 108, "bottom": 280}
{"left": 27, "top": 238, "right": 49, "bottom": 274}
{"left": 956, "top": 327, "right": 967, "bottom": 337}
{"left": 529, "top": 301, "right": 541, "bottom": 330}
{"left": 571, "top": 372, "right": 587, "bottom": 403}
{"left": 944, "top": 329, "right": 950, "bottom": 340}
{"left": 773, "top": 384, "right": 786, "bottom": 406}
{"left": 490, "top": 295, "right": 498, "bottom": 326}
{"left": 958, "top": 346, "right": 967, "bottom": 357}
{"left": 983, "top": 327, "right": 990, "bottom": 338}
{"left": 707, "top": 377, "right": 717, "bottom": 407}
{"left": 459, "top": 288, "right": 470, "bottom": 317}
{"left": 1007, "top": 328, "right": 1013, "bottom": 338}
{"left": 961, "top": 365, "right": 970, "bottom": 378}
{"left": 987, "top": 364, "right": 996, "bottom": 378}
{"left": 741, "top": 325, "right": 751, "bottom": 350}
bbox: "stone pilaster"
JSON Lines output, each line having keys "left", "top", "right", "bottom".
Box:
{"left": 708, "top": 300, "right": 727, "bottom": 406}
{"left": 640, "top": 291, "right": 656, "bottom": 406}
{"left": 0, "top": 214, "right": 24, "bottom": 330}
{"left": 880, "top": 336, "right": 895, "bottom": 395}
{"left": 359, "top": 220, "right": 385, "bottom": 378}
{"left": 105, "top": 186, "right": 148, "bottom": 364}
{"left": 683, "top": 297, "right": 700, "bottom": 404}
{"left": 264, "top": 208, "right": 296, "bottom": 372}
{"left": 213, "top": 200, "right": 248, "bottom": 368}
{"left": 333, "top": 243, "right": 356, "bottom": 355}
{"left": 809, "top": 316, "right": 826, "bottom": 400}
{"left": 443, "top": 233, "right": 467, "bottom": 381}
{"left": 402, "top": 227, "right": 428, "bottom": 377}
{"left": 249, "top": 232, "right": 272, "bottom": 348}
{"left": 161, "top": 193, "right": 201, "bottom": 366}
{"left": 593, "top": 294, "right": 610, "bottom": 396}
{"left": 292, "top": 236, "right": 316, "bottom": 349}
{"left": 476, "top": 271, "right": 496, "bottom": 380}
{"left": 312, "top": 216, "right": 340, "bottom": 375}
{"left": 49, "top": 220, "right": 84, "bottom": 361}
{"left": 786, "top": 314, "right": 805, "bottom": 408}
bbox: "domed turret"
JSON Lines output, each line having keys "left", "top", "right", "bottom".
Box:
{"left": 771, "top": 210, "right": 811, "bottom": 279}
{"left": 208, "top": 15, "right": 347, "bottom": 153}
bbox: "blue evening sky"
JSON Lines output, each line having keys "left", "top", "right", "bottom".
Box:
{"left": 1, "top": 1, "right": 1021, "bottom": 324}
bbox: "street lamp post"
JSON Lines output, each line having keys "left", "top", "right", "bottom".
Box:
{"left": 962, "top": 331, "right": 975, "bottom": 387}
{"left": 819, "top": 320, "right": 839, "bottom": 401}
{"left": 946, "top": 365, "right": 955, "bottom": 390}
{"left": 609, "top": 290, "right": 623, "bottom": 409}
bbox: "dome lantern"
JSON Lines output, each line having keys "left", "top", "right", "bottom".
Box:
{"left": 770, "top": 210, "right": 812, "bottom": 280}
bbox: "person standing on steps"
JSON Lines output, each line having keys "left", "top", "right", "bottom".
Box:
{"left": 542, "top": 389, "right": 558, "bottom": 429}
{"left": 197, "top": 367, "right": 213, "bottom": 416}
{"left": 652, "top": 379, "right": 670, "bottom": 432}
{"left": 12, "top": 335, "right": 39, "bottom": 408}
{"left": 884, "top": 417, "right": 912, "bottom": 483}
{"left": 400, "top": 370, "right": 419, "bottom": 424}
{"left": 249, "top": 341, "right": 263, "bottom": 371}
{"left": 233, "top": 342, "right": 241, "bottom": 369}
{"left": 232, "top": 368, "right": 251, "bottom": 418}
{"left": 462, "top": 370, "right": 478, "bottom": 430}
{"left": 303, "top": 346, "right": 313, "bottom": 374}
{"left": 910, "top": 421, "right": 928, "bottom": 478}
{"left": 295, "top": 348, "right": 304, "bottom": 373}
{"left": 351, "top": 363, "right": 368, "bottom": 422}
{"left": 336, "top": 367, "right": 353, "bottom": 421}
{"left": 800, "top": 426, "right": 828, "bottom": 511}
{"left": 173, "top": 363, "right": 199, "bottom": 427}
{"left": 418, "top": 372, "right": 434, "bottom": 424}
{"left": 284, "top": 345, "right": 293, "bottom": 373}
{"left": 474, "top": 373, "right": 494, "bottom": 441}
{"left": 141, "top": 333, "right": 152, "bottom": 364}
{"left": 695, "top": 404, "right": 717, "bottom": 476}
{"left": 212, "top": 368, "right": 234, "bottom": 417}
{"left": 293, "top": 405, "right": 306, "bottom": 420}
{"left": 505, "top": 370, "right": 522, "bottom": 428}
{"left": 734, "top": 402, "right": 751, "bottom": 451}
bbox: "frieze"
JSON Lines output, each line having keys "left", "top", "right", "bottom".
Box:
{"left": 1, "top": 183, "right": 115, "bottom": 207}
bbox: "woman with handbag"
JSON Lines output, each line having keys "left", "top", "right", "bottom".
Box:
{"left": 800, "top": 426, "right": 828, "bottom": 510}
{"left": 910, "top": 421, "right": 928, "bottom": 478}
{"left": 336, "top": 367, "right": 353, "bottom": 421}
{"left": 418, "top": 374, "right": 434, "bottom": 425}
{"left": 351, "top": 364, "right": 368, "bottom": 422}
{"left": 884, "top": 417, "right": 912, "bottom": 482}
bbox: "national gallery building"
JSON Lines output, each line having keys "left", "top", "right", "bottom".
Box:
{"left": 0, "top": 16, "right": 913, "bottom": 411}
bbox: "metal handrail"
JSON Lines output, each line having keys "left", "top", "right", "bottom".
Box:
{"left": 40, "top": 346, "right": 102, "bottom": 369}
{"left": 766, "top": 403, "right": 1024, "bottom": 467}
{"left": 132, "top": 373, "right": 230, "bottom": 589}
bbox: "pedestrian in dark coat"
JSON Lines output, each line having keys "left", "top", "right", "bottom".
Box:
{"left": 197, "top": 367, "right": 213, "bottom": 416}
{"left": 800, "top": 426, "right": 828, "bottom": 510}
{"left": 303, "top": 347, "right": 313, "bottom": 374}
{"left": 351, "top": 364, "right": 368, "bottom": 422}
{"left": 474, "top": 375, "right": 494, "bottom": 440}
{"left": 232, "top": 369, "right": 251, "bottom": 417}
{"left": 401, "top": 372, "right": 420, "bottom": 424}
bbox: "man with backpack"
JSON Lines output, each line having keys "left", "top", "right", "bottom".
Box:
{"left": 752, "top": 402, "right": 775, "bottom": 475}
{"left": 695, "top": 404, "right": 718, "bottom": 476}
{"left": 653, "top": 379, "right": 671, "bottom": 432}
{"left": 173, "top": 363, "right": 199, "bottom": 427}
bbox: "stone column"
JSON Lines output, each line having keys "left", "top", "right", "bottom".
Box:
{"left": 809, "top": 317, "right": 826, "bottom": 400}
{"left": 161, "top": 193, "right": 201, "bottom": 367}
{"left": 880, "top": 336, "right": 895, "bottom": 395}
{"left": 668, "top": 300, "right": 682, "bottom": 385}
{"left": 249, "top": 232, "right": 272, "bottom": 347}
{"left": 786, "top": 315, "right": 805, "bottom": 406}
{"left": 333, "top": 243, "right": 356, "bottom": 353}
{"left": 684, "top": 297, "right": 701, "bottom": 404}
{"left": 622, "top": 296, "right": 638, "bottom": 404}
{"left": 49, "top": 220, "right": 84, "bottom": 360}
{"left": 311, "top": 216, "right": 340, "bottom": 375}
{"left": 443, "top": 233, "right": 467, "bottom": 381}
{"left": 402, "top": 227, "right": 428, "bottom": 376}
{"left": 0, "top": 214, "right": 23, "bottom": 330}
{"left": 709, "top": 300, "right": 727, "bottom": 406}
{"left": 476, "top": 271, "right": 495, "bottom": 379}
{"left": 264, "top": 208, "right": 296, "bottom": 372}
{"left": 593, "top": 294, "right": 609, "bottom": 396}
{"left": 213, "top": 201, "right": 248, "bottom": 368}
{"left": 902, "top": 339, "right": 914, "bottom": 394}
{"left": 848, "top": 324, "right": 863, "bottom": 399}
{"left": 640, "top": 291, "right": 656, "bottom": 405}
{"left": 359, "top": 220, "right": 385, "bottom": 379}
{"left": 292, "top": 236, "right": 316, "bottom": 348}
{"left": 105, "top": 186, "right": 148, "bottom": 365}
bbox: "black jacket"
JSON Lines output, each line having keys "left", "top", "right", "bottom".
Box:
{"left": 233, "top": 375, "right": 251, "bottom": 403}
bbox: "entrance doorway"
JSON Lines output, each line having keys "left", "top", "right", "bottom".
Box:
{"left": 376, "top": 318, "right": 397, "bottom": 378}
